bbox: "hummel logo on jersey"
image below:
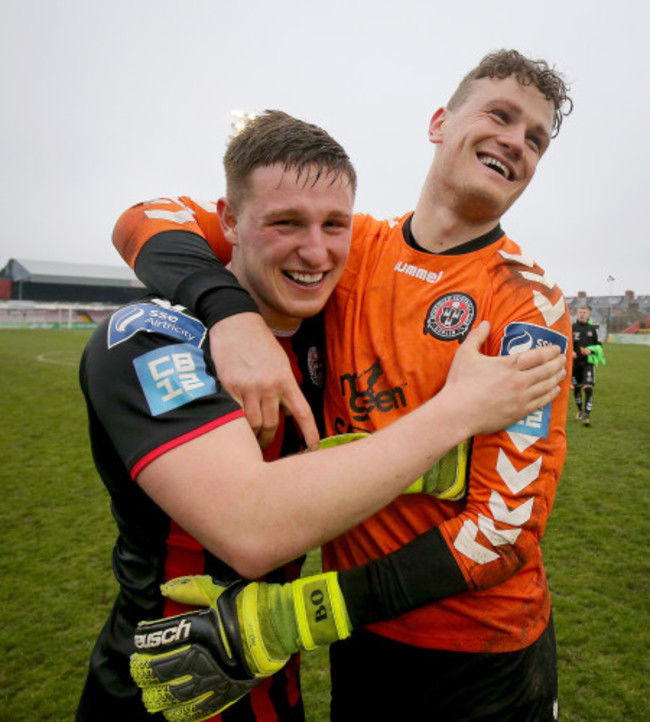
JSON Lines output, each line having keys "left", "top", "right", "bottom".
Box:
{"left": 394, "top": 260, "right": 444, "bottom": 285}
{"left": 134, "top": 618, "right": 191, "bottom": 649}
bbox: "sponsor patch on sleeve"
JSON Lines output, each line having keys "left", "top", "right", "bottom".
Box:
{"left": 133, "top": 343, "right": 216, "bottom": 416}
{"left": 500, "top": 322, "right": 569, "bottom": 438}
{"left": 108, "top": 302, "right": 206, "bottom": 349}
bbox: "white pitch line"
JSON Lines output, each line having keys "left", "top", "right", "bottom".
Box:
{"left": 36, "top": 350, "right": 79, "bottom": 367}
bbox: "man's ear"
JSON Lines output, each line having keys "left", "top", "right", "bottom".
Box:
{"left": 217, "top": 197, "right": 238, "bottom": 246}
{"left": 428, "top": 107, "right": 447, "bottom": 144}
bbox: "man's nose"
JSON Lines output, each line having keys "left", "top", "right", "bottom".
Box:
{"left": 498, "top": 124, "right": 525, "bottom": 157}
{"left": 297, "top": 227, "right": 329, "bottom": 266}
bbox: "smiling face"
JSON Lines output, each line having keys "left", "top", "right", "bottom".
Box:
{"left": 428, "top": 76, "right": 554, "bottom": 223}
{"left": 221, "top": 163, "right": 354, "bottom": 332}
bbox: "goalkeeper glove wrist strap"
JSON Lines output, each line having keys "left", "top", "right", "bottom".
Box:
{"left": 239, "top": 571, "right": 352, "bottom": 676}
{"left": 291, "top": 572, "right": 351, "bottom": 650}
{"left": 319, "top": 434, "right": 470, "bottom": 502}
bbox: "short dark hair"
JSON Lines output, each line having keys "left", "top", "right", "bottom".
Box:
{"left": 447, "top": 49, "right": 573, "bottom": 137}
{"left": 224, "top": 110, "right": 357, "bottom": 210}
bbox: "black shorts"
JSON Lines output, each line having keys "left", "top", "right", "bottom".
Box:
{"left": 572, "top": 362, "right": 595, "bottom": 388}
{"left": 330, "top": 617, "right": 558, "bottom": 722}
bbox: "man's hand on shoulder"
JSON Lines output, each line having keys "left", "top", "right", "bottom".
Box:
{"left": 208, "top": 313, "right": 319, "bottom": 450}
{"left": 441, "top": 321, "right": 566, "bottom": 438}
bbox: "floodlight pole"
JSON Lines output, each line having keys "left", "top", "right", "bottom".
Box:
{"left": 607, "top": 274, "right": 615, "bottom": 334}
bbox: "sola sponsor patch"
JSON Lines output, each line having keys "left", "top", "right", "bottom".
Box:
{"left": 134, "top": 343, "right": 216, "bottom": 416}
{"left": 500, "top": 322, "right": 569, "bottom": 438}
{"left": 108, "top": 301, "right": 206, "bottom": 349}
{"left": 424, "top": 292, "right": 476, "bottom": 341}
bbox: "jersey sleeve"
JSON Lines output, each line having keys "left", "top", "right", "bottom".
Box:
{"left": 80, "top": 304, "right": 245, "bottom": 478}
{"left": 438, "top": 261, "right": 572, "bottom": 592}
{"left": 113, "top": 197, "right": 259, "bottom": 326}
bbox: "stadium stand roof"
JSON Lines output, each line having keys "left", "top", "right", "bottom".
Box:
{"left": 0, "top": 258, "right": 144, "bottom": 288}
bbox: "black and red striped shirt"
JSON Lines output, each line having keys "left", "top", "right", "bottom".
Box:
{"left": 77, "top": 295, "right": 325, "bottom": 721}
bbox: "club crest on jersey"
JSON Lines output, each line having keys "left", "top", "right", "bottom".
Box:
{"left": 500, "top": 322, "right": 569, "bottom": 438}
{"left": 424, "top": 293, "right": 476, "bottom": 341}
{"left": 307, "top": 346, "right": 324, "bottom": 387}
{"left": 108, "top": 301, "right": 206, "bottom": 349}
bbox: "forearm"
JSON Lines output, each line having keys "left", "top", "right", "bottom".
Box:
{"left": 245, "top": 391, "right": 468, "bottom": 561}
{"left": 135, "top": 232, "right": 259, "bottom": 323}
{"left": 129, "top": 531, "right": 464, "bottom": 721}
{"left": 339, "top": 526, "right": 468, "bottom": 625}
{"left": 140, "top": 323, "right": 566, "bottom": 577}
{"left": 142, "top": 391, "right": 469, "bottom": 579}
{"left": 113, "top": 197, "right": 259, "bottom": 323}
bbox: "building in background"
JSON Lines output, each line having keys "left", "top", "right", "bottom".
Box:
{"left": 566, "top": 290, "right": 650, "bottom": 337}
{"left": 0, "top": 259, "right": 144, "bottom": 304}
{"left": 0, "top": 258, "right": 146, "bottom": 329}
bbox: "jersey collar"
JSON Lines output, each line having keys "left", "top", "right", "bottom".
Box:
{"left": 403, "top": 214, "right": 504, "bottom": 256}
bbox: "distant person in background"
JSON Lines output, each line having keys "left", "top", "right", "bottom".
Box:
{"left": 571, "top": 304, "right": 602, "bottom": 426}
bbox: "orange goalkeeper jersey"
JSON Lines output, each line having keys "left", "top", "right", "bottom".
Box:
{"left": 114, "top": 198, "right": 572, "bottom": 654}
{"left": 321, "top": 212, "right": 571, "bottom": 652}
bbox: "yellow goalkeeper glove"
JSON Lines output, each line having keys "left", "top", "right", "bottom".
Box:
{"left": 403, "top": 441, "right": 469, "bottom": 501}
{"left": 130, "top": 572, "right": 351, "bottom": 721}
{"left": 318, "top": 433, "right": 470, "bottom": 501}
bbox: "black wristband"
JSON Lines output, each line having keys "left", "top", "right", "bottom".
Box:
{"left": 134, "top": 230, "right": 259, "bottom": 322}
{"left": 338, "top": 527, "right": 468, "bottom": 628}
{"left": 195, "top": 285, "right": 260, "bottom": 328}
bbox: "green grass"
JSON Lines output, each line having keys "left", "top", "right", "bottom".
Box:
{"left": 1, "top": 331, "right": 647, "bottom": 721}
{"left": 0, "top": 330, "right": 116, "bottom": 721}
{"left": 543, "top": 343, "right": 649, "bottom": 721}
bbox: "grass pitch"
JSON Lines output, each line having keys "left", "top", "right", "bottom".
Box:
{"left": 0, "top": 330, "right": 647, "bottom": 721}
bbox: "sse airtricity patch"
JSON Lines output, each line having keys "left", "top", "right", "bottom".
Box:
{"left": 500, "top": 322, "right": 568, "bottom": 438}
{"left": 108, "top": 302, "right": 206, "bottom": 349}
{"left": 134, "top": 343, "right": 216, "bottom": 416}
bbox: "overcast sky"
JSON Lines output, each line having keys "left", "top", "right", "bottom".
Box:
{"left": 1, "top": 0, "right": 648, "bottom": 297}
